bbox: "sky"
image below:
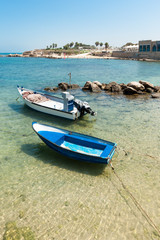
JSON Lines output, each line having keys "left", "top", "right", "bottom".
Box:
{"left": 0, "top": 0, "right": 160, "bottom": 52}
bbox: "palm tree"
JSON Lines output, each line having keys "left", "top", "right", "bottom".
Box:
{"left": 74, "top": 42, "right": 79, "bottom": 49}
{"left": 63, "top": 44, "right": 70, "bottom": 50}
{"left": 95, "top": 41, "right": 99, "bottom": 48}
{"left": 104, "top": 42, "right": 109, "bottom": 49}
{"left": 100, "top": 42, "right": 103, "bottom": 48}
{"left": 70, "top": 42, "right": 74, "bottom": 48}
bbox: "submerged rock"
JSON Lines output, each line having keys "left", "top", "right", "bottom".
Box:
{"left": 69, "top": 84, "right": 80, "bottom": 89}
{"left": 58, "top": 82, "right": 69, "bottom": 90}
{"left": 151, "top": 93, "right": 160, "bottom": 98}
{"left": 137, "top": 90, "right": 146, "bottom": 95}
{"left": 154, "top": 86, "right": 160, "bottom": 92}
{"left": 3, "top": 222, "right": 21, "bottom": 240}
{"left": 44, "top": 87, "right": 59, "bottom": 92}
{"left": 3, "top": 221, "right": 35, "bottom": 240}
{"left": 45, "top": 83, "right": 80, "bottom": 92}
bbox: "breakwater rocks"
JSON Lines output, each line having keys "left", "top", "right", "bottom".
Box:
{"left": 44, "top": 82, "right": 80, "bottom": 92}
{"left": 44, "top": 81, "right": 160, "bottom": 98}
{"left": 82, "top": 80, "right": 160, "bottom": 98}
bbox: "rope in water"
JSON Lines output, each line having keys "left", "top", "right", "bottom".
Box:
{"left": 110, "top": 163, "right": 160, "bottom": 237}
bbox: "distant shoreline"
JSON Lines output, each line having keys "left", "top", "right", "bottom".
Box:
{"left": 2, "top": 49, "right": 160, "bottom": 62}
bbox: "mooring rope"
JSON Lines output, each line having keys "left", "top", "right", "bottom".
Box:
{"left": 110, "top": 163, "right": 160, "bottom": 237}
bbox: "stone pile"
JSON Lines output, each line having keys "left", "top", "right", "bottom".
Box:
{"left": 44, "top": 82, "right": 80, "bottom": 92}
{"left": 44, "top": 80, "right": 160, "bottom": 98}
{"left": 82, "top": 80, "right": 160, "bottom": 98}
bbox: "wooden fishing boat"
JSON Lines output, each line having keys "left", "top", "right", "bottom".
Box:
{"left": 17, "top": 86, "right": 95, "bottom": 120}
{"left": 32, "top": 122, "right": 117, "bottom": 164}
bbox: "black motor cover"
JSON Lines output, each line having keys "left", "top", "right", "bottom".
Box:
{"left": 74, "top": 99, "right": 96, "bottom": 116}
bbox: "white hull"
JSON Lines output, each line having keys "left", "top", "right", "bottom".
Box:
{"left": 18, "top": 87, "right": 80, "bottom": 120}
{"left": 24, "top": 99, "right": 78, "bottom": 120}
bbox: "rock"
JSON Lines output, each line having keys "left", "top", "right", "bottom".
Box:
{"left": 101, "top": 83, "right": 108, "bottom": 90}
{"left": 154, "top": 86, "right": 160, "bottom": 92}
{"left": 101, "top": 83, "right": 107, "bottom": 90}
{"left": 139, "top": 80, "right": 155, "bottom": 89}
{"left": 123, "top": 87, "right": 138, "bottom": 95}
{"left": 102, "top": 82, "right": 117, "bottom": 91}
{"left": 151, "top": 93, "right": 160, "bottom": 98}
{"left": 58, "top": 82, "right": 69, "bottom": 91}
{"left": 69, "top": 84, "right": 80, "bottom": 89}
{"left": 44, "top": 87, "right": 59, "bottom": 91}
{"left": 7, "top": 53, "right": 22, "bottom": 57}
{"left": 127, "top": 81, "right": 145, "bottom": 91}
{"left": 93, "top": 81, "right": 102, "bottom": 89}
{"left": 90, "top": 83, "right": 101, "bottom": 93}
{"left": 44, "top": 87, "right": 52, "bottom": 91}
{"left": 119, "top": 83, "right": 127, "bottom": 90}
{"left": 146, "top": 88, "right": 154, "bottom": 93}
{"left": 137, "top": 90, "right": 146, "bottom": 95}
{"left": 111, "top": 84, "right": 121, "bottom": 92}
{"left": 23, "top": 51, "right": 32, "bottom": 56}
{"left": 82, "top": 81, "right": 92, "bottom": 91}
{"left": 52, "top": 87, "right": 59, "bottom": 91}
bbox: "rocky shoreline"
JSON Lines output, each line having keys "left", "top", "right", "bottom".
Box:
{"left": 6, "top": 49, "right": 113, "bottom": 59}
{"left": 4, "top": 49, "right": 160, "bottom": 62}
{"left": 44, "top": 80, "right": 160, "bottom": 98}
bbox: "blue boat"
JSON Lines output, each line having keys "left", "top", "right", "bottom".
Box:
{"left": 32, "top": 122, "right": 117, "bottom": 164}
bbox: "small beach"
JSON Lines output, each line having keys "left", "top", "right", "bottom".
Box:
{"left": 0, "top": 57, "right": 160, "bottom": 239}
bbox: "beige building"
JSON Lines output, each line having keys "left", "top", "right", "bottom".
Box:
{"left": 138, "top": 40, "right": 160, "bottom": 59}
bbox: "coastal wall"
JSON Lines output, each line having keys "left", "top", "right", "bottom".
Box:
{"left": 138, "top": 52, "right": 160, "bottom": 60}
{"left": 112, "top": 51, "right": 138, "bottom": 59}
{"left": 112, "top": 50, "right": 160, "bottom": 60}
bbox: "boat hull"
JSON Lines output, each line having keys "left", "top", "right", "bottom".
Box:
{"left": 17, "top": 86, "right": 80, "bottom": 120}
{"left": 24, "top": 98, "right": 77, "bottom": 120}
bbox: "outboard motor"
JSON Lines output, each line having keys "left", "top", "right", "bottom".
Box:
{"left": 74, "top": 98, "right": 96, "bottom": 116}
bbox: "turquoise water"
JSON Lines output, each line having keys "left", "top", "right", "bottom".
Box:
{"left": 0, "top": 57, "right": 160, "bottom": 239}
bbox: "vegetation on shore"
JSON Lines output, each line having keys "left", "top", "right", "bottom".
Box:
{"left": 46, "top": 41, "right": 109, "bottom": 51}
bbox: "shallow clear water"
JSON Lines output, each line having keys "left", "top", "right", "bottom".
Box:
{"left": 0, "top": 57, "right": 160, "bottom": 239}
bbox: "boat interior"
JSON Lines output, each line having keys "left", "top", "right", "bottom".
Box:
{"left": 39, "top": 130, "right": 114, "bottom": 157}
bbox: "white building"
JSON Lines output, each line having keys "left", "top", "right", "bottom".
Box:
{"left": 123, "top": 44, "right": 139, "bottom": 52}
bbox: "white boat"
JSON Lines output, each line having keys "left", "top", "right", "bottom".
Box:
{"left": 17, "top": 86, "right": 95, "bottom": 120}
